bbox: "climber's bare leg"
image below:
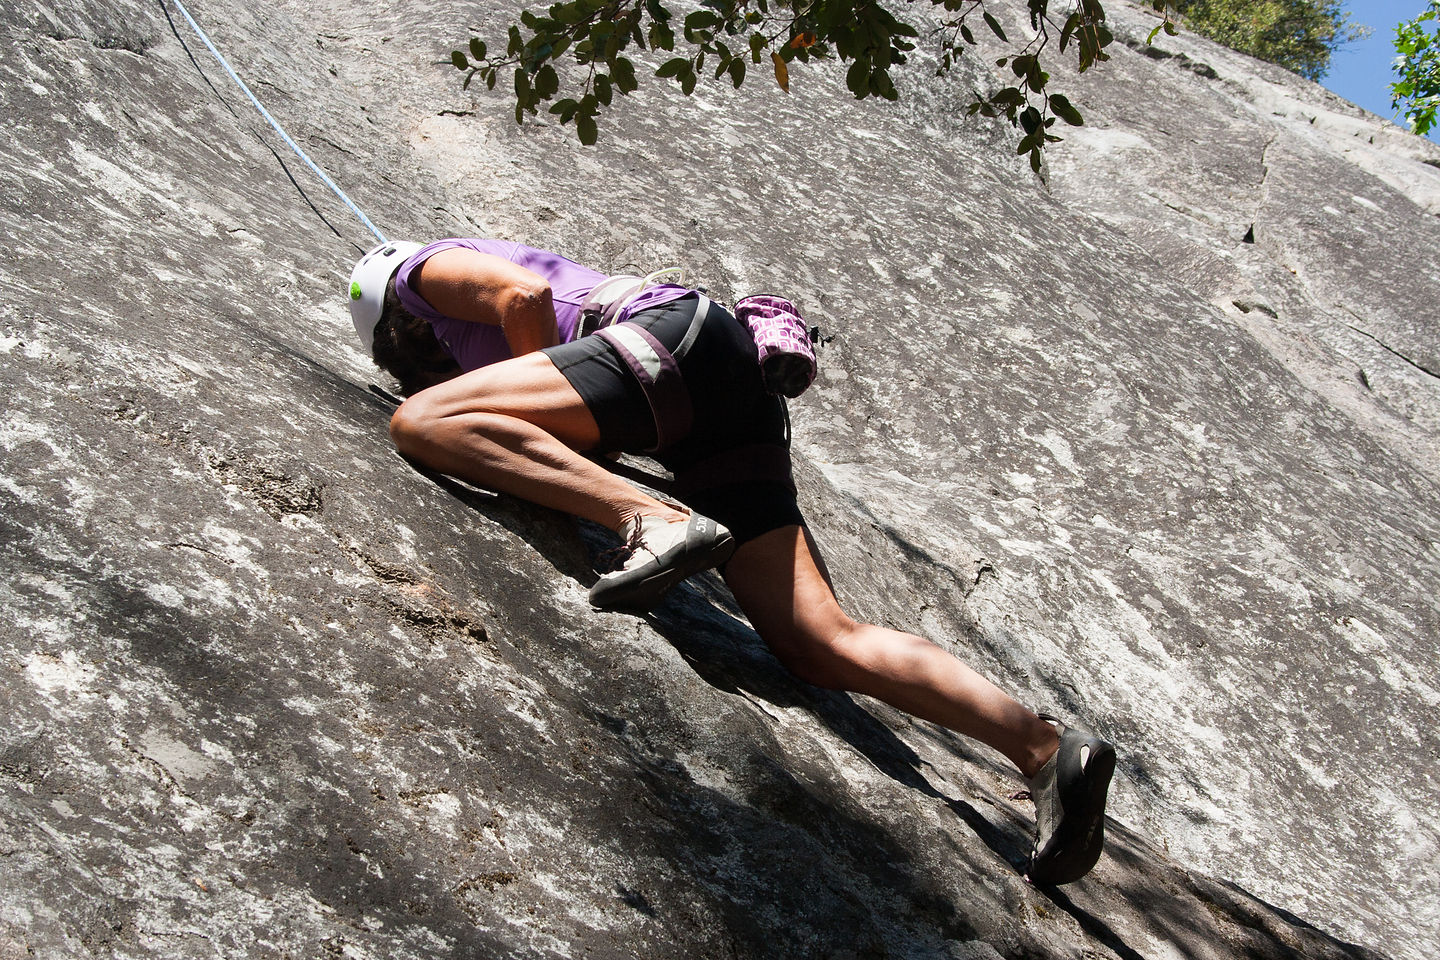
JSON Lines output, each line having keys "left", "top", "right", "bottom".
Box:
{"left": 725, "top": 525, "right": 1059, "bottom": 777}
{"left": 389, "top": 353, "right": 685, "bottom": 533}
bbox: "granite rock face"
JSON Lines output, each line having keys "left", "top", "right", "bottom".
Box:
{"left": 1, "top": 1, "right": 1435, "bottom": 958}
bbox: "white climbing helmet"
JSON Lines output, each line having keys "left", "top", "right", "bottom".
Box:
{"left": 347, "top": 240, "right": 424, "bottom": 353}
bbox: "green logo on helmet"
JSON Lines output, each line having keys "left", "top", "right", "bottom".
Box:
{"left": 349, "top": 280, "right": 362, "bottom": 301}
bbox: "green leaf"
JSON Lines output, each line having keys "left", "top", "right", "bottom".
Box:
{"left": 549, "top": 97, "right": 579, "bottom": 121}
{"left": 470, "top": 38, "right": 487, "bottom": 61}
{"left": 1048, "top": 93, "right": 1083, "bottom": 125}
{"left": 1147, "top": 23, "right": 1161, "bottom": 45}
{"left": 614, "top": 57, "right": 638, "bottom": 93}
{"left": 577, "top": 114, "right": 598, "bottom": 145}
{"left": 729, "top": 56, "right": 746, "bottom": 87}
{"left": 535, "top": 64, "right": 560, "bottom": 98}
{"left": 991, "top": 86, "right": 1023, "bottom": 107}
{"left": 685, "top": 11, "right": 721, "bottom": 31}
{"left": 983, "top": 11, "right": 1007, "bottom": 43}
{"left": 656, "top": 57, "right": 688, "bottom": 78}
{"left": 1060, "top": 12, "right": 1080, "bottom": 52}
{"left": 847, "top": 58, "right": 870, "bottom": 98}
{"left": 451, "top": 50, "right": 469, "bottom": 70}
{"left": 1029, "top": 147, "right": 1042, "bottom": 174}
{"left": 595, "top": 74, "right": 613, "bottom": 105}
{"left": 552, "top": 2, "right": 583, "bottom": 26}
{"left": 818, "top": 0, "right": 847, "bottom": 38}
{"left": 650, "top": 21, "right": 675, "bottom": 50}
{"left": 680, "top": 66, "right": 696, "bottom": 96}
{"left": 873, "top": 69, "right": 897, "bottom": 101}
{"left": 960, "top": 23, "right": 975, "bottom": 46}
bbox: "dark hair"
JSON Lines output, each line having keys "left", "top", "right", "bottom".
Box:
{"left": 370, "top": 276, "right": 461, "bottom": 395}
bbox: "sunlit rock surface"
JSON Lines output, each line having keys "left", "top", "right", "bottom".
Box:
{"left": 1, "top": 1, "right": 1435, "bottom": 957}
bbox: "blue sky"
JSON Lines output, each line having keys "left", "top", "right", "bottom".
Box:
{"left": 1322, "top": 1, "right": 1438, "bottom": 142}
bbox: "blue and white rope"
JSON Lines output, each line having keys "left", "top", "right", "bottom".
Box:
{"left": 169, "top": 0, "right": 387, "bottom": 244}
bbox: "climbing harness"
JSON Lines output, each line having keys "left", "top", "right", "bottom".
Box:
{"left": 584, "top": 276, "right": 817, "bottom": 399}
{"left": 168, "top": 0, "right": 386, "bottom": 244}
{"left": 590, "top": 288, "right": 817, "bottom": 452}
{"left": 591, "top": 293, "right": 716, "bottom": 452}
{"left": 579, "top": 266, "right": 688, "bottom": 336}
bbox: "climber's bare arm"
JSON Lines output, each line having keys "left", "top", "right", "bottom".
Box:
{"left": 411, "top": 248, "right": 559, "bottom": 357}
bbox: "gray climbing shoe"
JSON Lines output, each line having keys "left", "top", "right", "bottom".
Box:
{"left": 589, "top": 512, "right": 736, "bottom": 612}
{"left": 1025, "top": 715, "right": 1116, "bottom": 885}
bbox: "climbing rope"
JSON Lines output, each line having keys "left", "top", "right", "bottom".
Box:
{"left": 168, "top": 0, "right": 387, "bottom": 244}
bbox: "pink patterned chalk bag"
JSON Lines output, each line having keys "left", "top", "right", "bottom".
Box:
{"left": 734, "top": 294, "right": 817, "bottom": 398}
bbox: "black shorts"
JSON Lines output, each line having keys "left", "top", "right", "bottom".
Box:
{"left": 543, "top": 295, "right": 804, "bottom": 545}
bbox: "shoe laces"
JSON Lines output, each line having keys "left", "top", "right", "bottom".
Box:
{"left": 597, "top": 524, "right": 650, "bottom": 573}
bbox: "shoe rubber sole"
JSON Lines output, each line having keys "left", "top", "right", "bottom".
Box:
{"left": 589, "top": 520, "right": 736, "bottom": 612}
{"left": 1026, "top": 732, "right": 1116, "bottom": 886}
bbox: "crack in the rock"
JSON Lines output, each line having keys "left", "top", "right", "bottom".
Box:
{"left": 44, "top": 32, "right": 151, "bottom": 56}
{"left": 117, "top": 736, "right": 200, "bottom": 805}
{"left": 1338, "top": 306, "right": 1440, "bottom": 381}
{"left": 1117, "top": 34, "right": 1218, "bottom": 79}
{"left": 1253, "top": 132, "right": 1278, "bottom": 238}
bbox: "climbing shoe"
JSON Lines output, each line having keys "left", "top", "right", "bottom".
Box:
{"left": 589, "top": 512, "right": 736, "bottom": 612}
{"left": 1025, "top": 715, "right": 1116, "bottom": 885}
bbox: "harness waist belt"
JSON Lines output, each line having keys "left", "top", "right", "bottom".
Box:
{"left": 580, "top": 266, "right": 688, "bottom": 336}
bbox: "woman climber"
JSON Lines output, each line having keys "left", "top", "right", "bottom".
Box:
{"left": 347, "top": 237, "right": 1116, "bottom": 885}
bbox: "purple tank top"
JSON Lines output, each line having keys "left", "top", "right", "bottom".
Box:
{"left": 394, "top": 238, "right": 691, "bottom": 372}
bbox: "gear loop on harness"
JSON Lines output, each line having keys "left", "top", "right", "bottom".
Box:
{"left": 579, "top": 266, "right": 688, "bottom": 337}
